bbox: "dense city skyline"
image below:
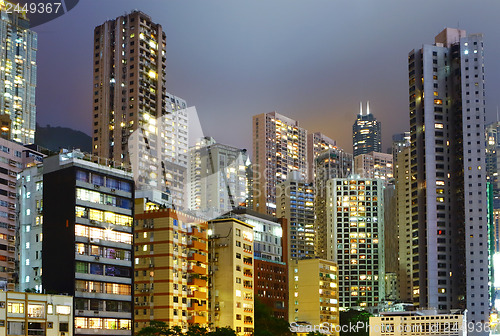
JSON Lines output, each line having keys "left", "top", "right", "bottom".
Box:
{"left": 33, "top": 0, "right": 500, "bottom": 152}
{"left": 0, "top": 2, "right": 497, "bottom": 335}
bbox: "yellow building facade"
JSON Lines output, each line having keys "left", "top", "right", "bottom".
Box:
{"left": 289, "top": 259, "right": 339, "bottom": 334}
{"left": 134, "top": 199, "right": 208, "bottom": 331}
{"left": 208, "top": 218, "right": 254, "bottom": 335}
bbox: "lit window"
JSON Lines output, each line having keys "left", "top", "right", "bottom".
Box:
{"left": 434, "top": 123, "right": 443, "bottom": 129}
{"left": 56, "top": 306, "right": 71, "bottom": 315}
{"left": 27, "top": 304, "right": 44, "bottom": 318}
{"left": 7, "top": 302, "right": 24, "bottom": 314}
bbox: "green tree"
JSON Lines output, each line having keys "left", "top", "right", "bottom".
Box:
{"left": 339, "top": 309, "right": 372, "bottom": 336}
{"left": 136, "top": 321, "right": 237, "bottom": 336}
{"left": 136, "top": 321, "right": 182, "bottom": 336}
{"left": 253, "top": 299, "right": 292, "bottom": 336}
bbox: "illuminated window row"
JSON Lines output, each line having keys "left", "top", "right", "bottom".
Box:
{"left": 75, "top": 317, "right": 131, "bottom": 330}
{"left": 76, "top": 206, "right": 132, "bottom": 226}
{"left": 76, "top": 188, "right": 132, "bottom": 210}
{"left": 75, "top": 280, "right": 131, "bottom": 295}
{"left": 75, "top": 224, "right": 132, "bottom": 244}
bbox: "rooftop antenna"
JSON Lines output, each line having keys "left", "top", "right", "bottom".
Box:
{"left": 366, "top": 101, "right": 370, "bottom": 115}
{"left": 360, "top": 101, "right": 363, "bottom": 115}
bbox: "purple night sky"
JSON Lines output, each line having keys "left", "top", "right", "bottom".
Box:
{"left": 33, "top": 0, "right": 500, "bottom": 152}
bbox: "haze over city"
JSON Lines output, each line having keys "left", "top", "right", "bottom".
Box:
{"left": 34, "top": 0, "right": 500, "bottom": 151}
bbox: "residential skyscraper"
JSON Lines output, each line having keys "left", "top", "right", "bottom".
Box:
{"left": 277, "top": 172, "right": 315, "bottom": 260}
{"left": 326, "top": 177, "right": 385, "bottom": 310}
{"left": 313, "top": 147, "right": 352, "bottom": 259}
{"left": 208, "top": 218, "right": 254, "bottom": 335}
{"left": 407, "top": 28, "right": 488, "bottom": 330}
{"left": 2, "top": 139, "right": 43, "bottom": 291}
{"left": 390, "top": 132, "right": 410, "bottom": 164}
{"left": 92, "top": 10, "right": 166, "bottom": 163}
{"left": 252, "top": 112, "right": 307, "bottom": 215}
{"left": 188, "top": 137, "right": 249, "bottom": 218}
{"left": 354, "top": 151, "right": 393, "bottom": 184}
{"left": 0, "top": 3, "right": 37, "bottom": 144}
{"left": 307, "top": 132, "right": 336, "bottom": 183}
{"left": 486, "top": 121, "right": 500, "bottom": 203}
{"left": 395, "top": 147, "right": 411, "bottom": 302}
{"left": 226, "top": 208, "right": 288, "bottom": 320}
{"left": 41, "top": 150, "right": 134, "bottom": 335}
{"left": 92, "top": 12, "right": 189, "bottom": 207}
{"left": 134, "top": 199, "right": 208, "bottom": 330}
{"left": 352, "top": 102, "right": 382, "bottom": 157}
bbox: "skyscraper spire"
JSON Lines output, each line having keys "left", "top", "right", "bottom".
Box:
{"left": 367, "top": 101, "right": 370, "bottom": 115}
{"left": 360, "top": 101, "right": 363, "bottom": 115}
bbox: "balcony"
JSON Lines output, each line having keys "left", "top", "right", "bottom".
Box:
{"left": 187, "top": 291, "right": 207, "bottom": 300}
{"left": 188, "top": 277, "right": 207, "bottom": 287}
{"left": 188, "top": 240, "right": 206, "bottom": 251}
{"left": 188, "top": 265, "right": 207, "bottom": 275}
{"left": 188, "top": 315, "right": 207, "bottom": 325}
{"left": 189, "top": 228, "right": 205, "bottom": 240}
{"left": 188, "top": 252, "right": 207, "bottom": 263}
{"left": 187, "top": 302, "right": 205, "bottom": 311}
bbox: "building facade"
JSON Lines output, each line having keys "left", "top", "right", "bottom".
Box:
{"left": 390, "top": 132, "right": 410, "bottom": 166}
{"left": 326, "top": 177, "right": 385, "bottom": 310}
{"left": 307, "top": 132, "right": 336, "bottom": 183}
{"left": 369, "top": 311, "right": 466, "bottom": 336}
{"left": 0, "top": 3, "right": 37, "bottom": 144}
{"left": 395, "top": 147, "right": 411, "bottom": 302}
{"left": 252, "top": 112, "right": 307, "bottom": 215}
{"left": 188, "top": 137, "right": 249, "bottom": 218}
{"left": 92, "top": 11, "right": 189, "bottom": 207}
{"left": 134, "top": 198, "right": 208, "bottom": 330}
{"left": 313, "top": 148, "right": 353, "bottom": 259}
{"left": 277, "top": 173, "right": 315, "bottom": 260}
{"left": 352, "top": 102, "right": 382, "bottom": 157}
{"left": 354, "top": 152, "right": 393, "bottom": 183}
{"left": 208, "top": 218, "right": 254, "bottom": 335}
{"left": 0, "top": 139, "right": 43, "bottom": 291}
{"left": 0, "top": 292, "right": 73, "bottom": 336}
{"left": 17, "top": 163, "right": 43, "bottom": 292}
{"left": 288, "top": 258, "right": 339, "bottom": 330}
{"left": 407, "top": 28, "right": 489, "bottom": 330}
{"left": 41, "top": 150, "right": 134, "bottom": 336}
{"left": 227, "top": 208, "right": 288, "bottom": 320}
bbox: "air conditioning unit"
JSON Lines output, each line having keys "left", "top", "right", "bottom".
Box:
{"left": 149, "top": 264, "right": 154, "bottom": 268}
{"left": 94, "top": 256, "right": 100, "bottom": 261}
{"left": 111, "top": 188, "right": 116, "bottom": 192}
{"left": 61, "top": 332, "right": 66, "bottom": 336}
{"left": 90, "top": 238, "right": 100, "bottom": 243}
{"left": 94, "top": 185, "right": 100, "bottom": 189}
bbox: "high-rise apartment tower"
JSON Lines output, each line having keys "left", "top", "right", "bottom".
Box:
{"left": 407, "top": 28, "right": 488, "bottom": 332}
